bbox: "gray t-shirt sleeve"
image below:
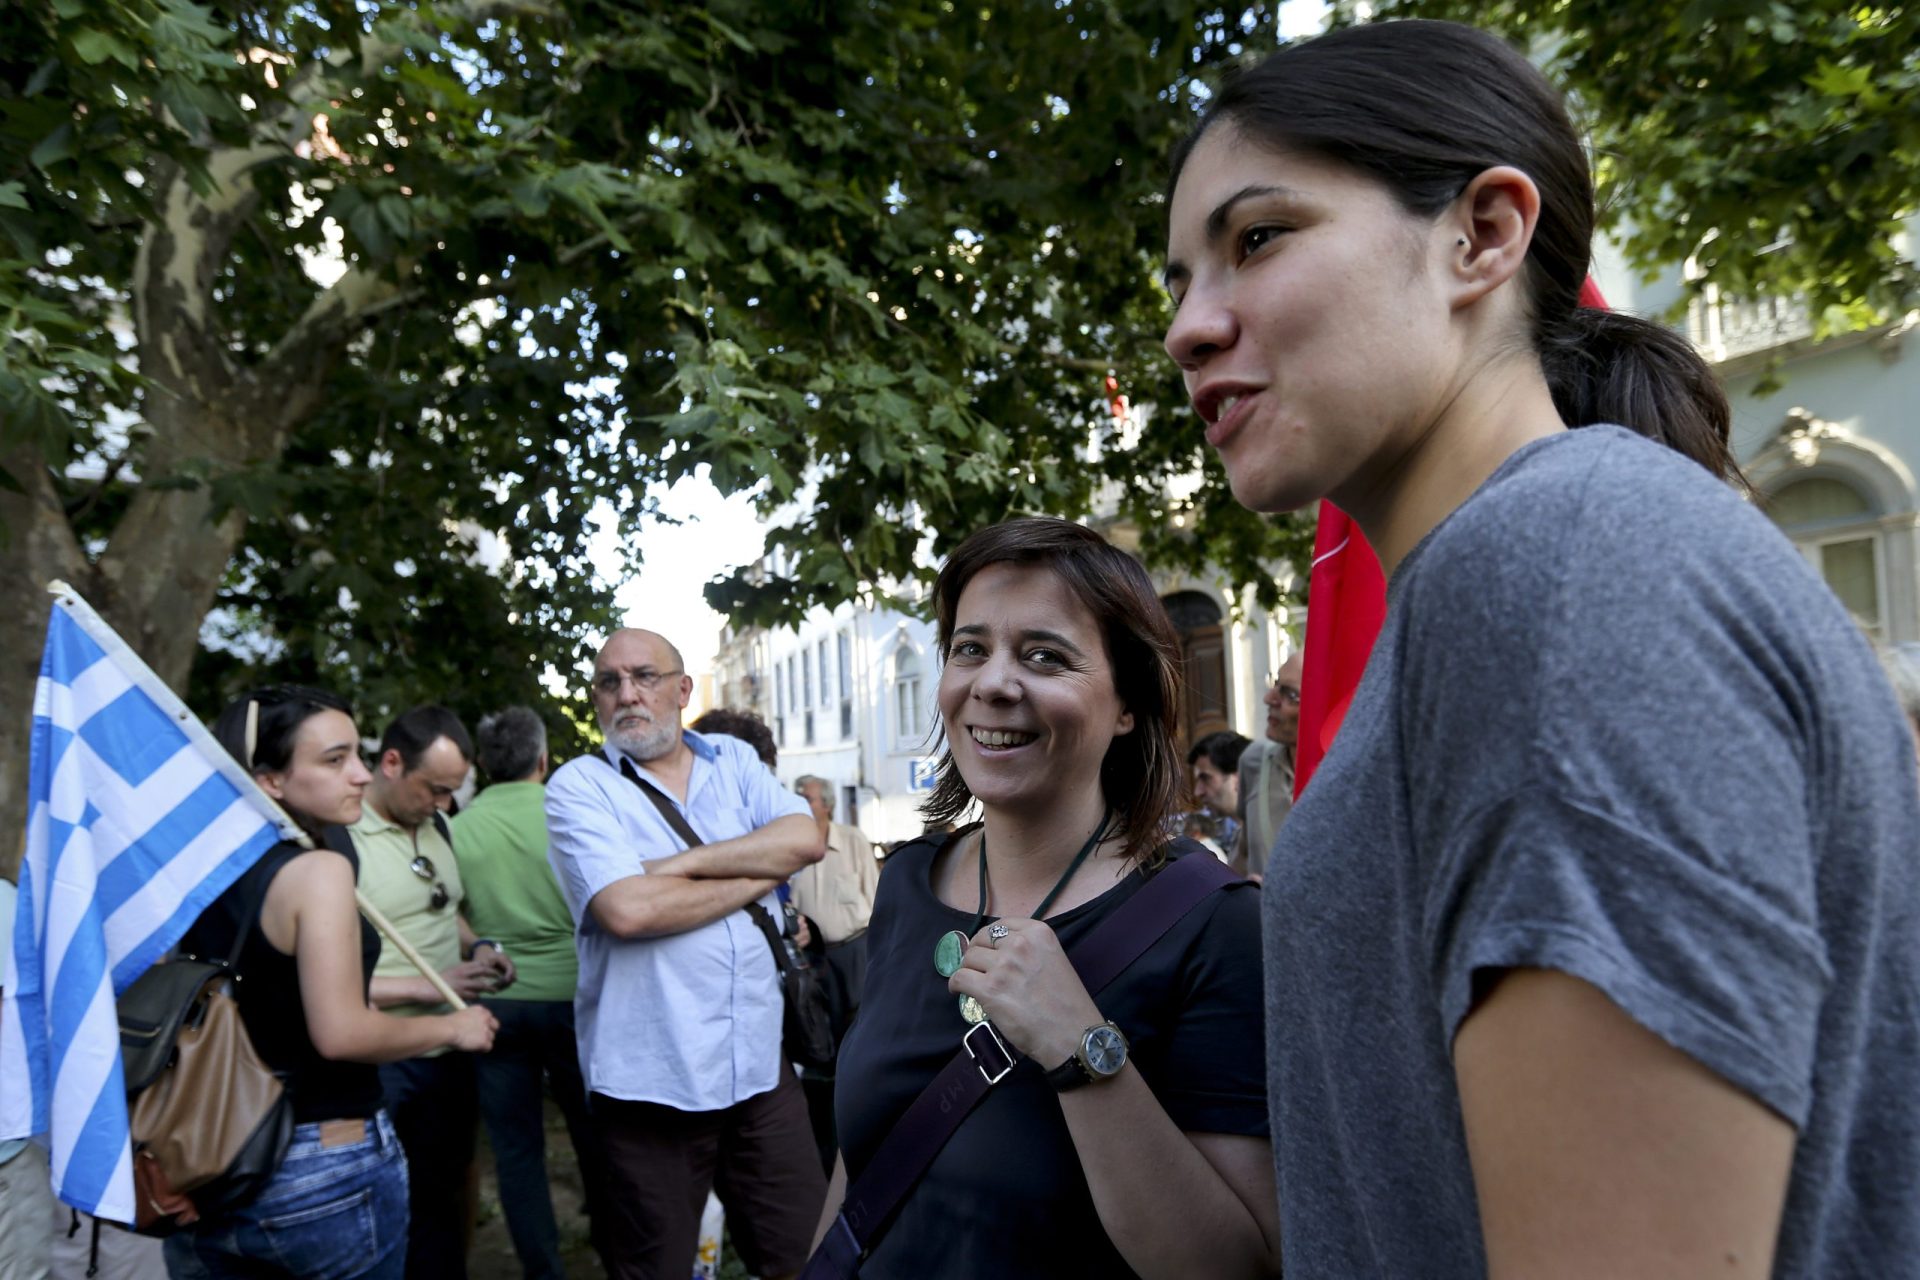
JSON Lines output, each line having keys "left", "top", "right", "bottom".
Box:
{"left": 1401, "top": 451, "right": 1835, "bottom": 1127}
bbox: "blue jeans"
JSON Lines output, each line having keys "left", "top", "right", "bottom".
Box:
{"left": 473, "top": 998, "right": 612, "bottom": 1279}
{"left": 163, "top": 1112, "right": 408, "bottom": 1280}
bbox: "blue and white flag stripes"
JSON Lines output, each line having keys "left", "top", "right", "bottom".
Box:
{"left": 0, "top": 584, "right": 306, "bottom": 1224}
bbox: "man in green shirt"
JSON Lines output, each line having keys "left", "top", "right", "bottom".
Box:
{"left": 353, "top": 705, "right": 512, "bottom": 1280}
{"left": 454, "top": 706, "right": 612, "bottom": 1278}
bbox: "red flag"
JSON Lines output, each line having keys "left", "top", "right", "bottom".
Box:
{"left": 1293, "top": 501, "right": 1387, "bottom": 797}
{"left": 1291, "top": 276, "right": 1608, "bottom": 799}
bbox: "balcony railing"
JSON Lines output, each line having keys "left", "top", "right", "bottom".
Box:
{"left": 1687, "top": 288, "right": 1814, "bottom": 364}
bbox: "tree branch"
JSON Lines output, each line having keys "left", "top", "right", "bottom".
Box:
{"left": 63, "top": 450, "right": 131, "bottom": 525}
{"left": 996, "top": 342, "right": 1115, "bottom": 375}
{"left": 257, "top": 263, "right": 417, "bottom": 377}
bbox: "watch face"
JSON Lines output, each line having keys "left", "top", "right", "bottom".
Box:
{"left": 1083, "top": 1025, "right": 1127, "bottom": 1076}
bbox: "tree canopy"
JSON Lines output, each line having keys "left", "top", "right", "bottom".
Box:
{"left": 0, "top": 0, "right": 1302, "bottom": 796}
{"left": 4, "top": 0, "right": 1915, "bottom": 855}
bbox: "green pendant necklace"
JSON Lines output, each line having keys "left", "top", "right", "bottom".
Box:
{"left": 935, "top": 810, "right": 1113, "bottom": 1024}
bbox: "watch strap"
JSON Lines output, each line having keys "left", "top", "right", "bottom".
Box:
{"left": 1045, "top": 1053, "right": 1091, "bottom": 1091}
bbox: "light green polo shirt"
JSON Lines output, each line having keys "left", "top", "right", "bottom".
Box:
{"left": 450, "top": 781, "right": 579, "bottom": 1003}
{"left": 351, "top": 801, "right": 465, "bottom": 1028}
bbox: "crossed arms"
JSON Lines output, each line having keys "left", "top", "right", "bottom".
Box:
{"left": 586, "top": 812, "right": 823, "bottom": 939}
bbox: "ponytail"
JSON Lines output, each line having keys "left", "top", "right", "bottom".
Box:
{"left": 1539, "top": 308, "right": 1746, "bottom": 490}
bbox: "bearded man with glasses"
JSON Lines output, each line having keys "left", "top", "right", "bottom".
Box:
{"left": 352, "top": 703, "right": 515, "bottom": 1280}
{"left": 546, "top": 628, "right": 828, "bottom": 1280}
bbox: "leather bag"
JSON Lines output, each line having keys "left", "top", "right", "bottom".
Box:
{"left": 745, "top": 900, "right": 838, "bottom": 1071}
{"left": 117, "top": 871, "right": 294, "bottom": 1235}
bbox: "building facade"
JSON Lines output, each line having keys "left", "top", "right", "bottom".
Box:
{"left": 1594, "top": 224, "right": 1920, "bottom": 646}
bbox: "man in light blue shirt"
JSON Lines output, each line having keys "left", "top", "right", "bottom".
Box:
{"left": 546, "top": 628, "right": 826, "bottom": 1280}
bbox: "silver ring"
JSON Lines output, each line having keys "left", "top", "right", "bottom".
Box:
{"left": 988, "top": 923, "right": 1010, "bottom": 942}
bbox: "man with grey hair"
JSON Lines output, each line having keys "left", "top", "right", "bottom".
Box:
{"left": 454, "top": 707, "right": 613, "bottom": 1278}
{"left": 1234, "top": 651, "right": 1303, "bottom": 881}
{"left": 788, "top": 776, "right": 879, "bottom": 944}
{"left": 545, "top": 629, "right": 826, "bottom": 1280}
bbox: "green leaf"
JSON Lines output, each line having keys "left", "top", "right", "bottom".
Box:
{"left": 376, "top": 194, "right": 412, "bottom": 240}
{"left": 155, "top": 80, "right": 209, "bottom": 138}
{"left": 0, "top": 183, "right": 26, "bottom": 211}
{"left": 29, "top": 123, "right": 75, "bottom": 171}
{"left": 508, "top": 178, "right": 551, "bottom": 219}
{"left": 347, "top": 202, "right": 390, "bottom": 259}
{"left": 1806, "top": 58, "right": 1873, "bottom": 99}
{"left": 71, "top": 28, "right": 139, "bottom": 68}
{"left": 23, "top": 58, "right": 60, "bottom": 95}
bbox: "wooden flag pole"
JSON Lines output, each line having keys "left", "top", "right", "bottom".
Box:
{"left": 354, "top": 890, "right": 468, "bottom": 1011}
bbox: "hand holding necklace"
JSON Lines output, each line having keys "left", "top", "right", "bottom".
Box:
{"left": 948, "top": 916, "right": 1102, "bottom": 1067}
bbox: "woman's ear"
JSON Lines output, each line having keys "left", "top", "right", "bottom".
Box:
{"left": 1443, "top": 165, "right": 1541, "bottom": 310}
{"left": 1114, "top": 706, "right": 1136, "bottom": 736}
{"left": 254, "top": 769, "right": 287, "bottom": 801}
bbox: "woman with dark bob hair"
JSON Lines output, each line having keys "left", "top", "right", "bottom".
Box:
{"left": 817, "top": 518, "right": 1279, "bottom": 1278}
{"left": 163, "top": 687, "right": 497, "bottom": 1279}
{"left": 1162, "top": 19, "right": 1920, "bottom": 1278}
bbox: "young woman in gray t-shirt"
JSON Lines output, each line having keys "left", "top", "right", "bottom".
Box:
{"left": 1161, "top": 19, "right": 1920, "bottom": 1279}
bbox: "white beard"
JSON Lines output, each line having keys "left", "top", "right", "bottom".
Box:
{"left": 604, "top": 711, "right": 677, "bottom": 761}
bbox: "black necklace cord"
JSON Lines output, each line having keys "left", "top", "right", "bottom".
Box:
{"left": 976, "top": 807, "right": 1115, "bottom": 927}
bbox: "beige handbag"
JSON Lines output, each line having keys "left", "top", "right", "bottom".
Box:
{"left": 118, "top": 939, "right": 293, "bottom": 1233}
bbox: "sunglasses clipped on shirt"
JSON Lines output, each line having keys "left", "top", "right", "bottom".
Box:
{"left": 409, "top": 853, "right": 451, "bottom": 912}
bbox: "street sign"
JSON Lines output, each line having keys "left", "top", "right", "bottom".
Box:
{"left": 908, "top": 757, "right": 941, "bottom": 792}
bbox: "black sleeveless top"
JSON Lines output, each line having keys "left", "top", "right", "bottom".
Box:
{"left": 180, "top": 828, "right": 383, "bottom": 1122}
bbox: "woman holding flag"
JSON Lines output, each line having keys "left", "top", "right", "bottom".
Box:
{"left": 1161, "top": 19, "right": 1920, "bottom": 1278}
{"left": 163, "top": 687, "right": 497, "bottom": 1280}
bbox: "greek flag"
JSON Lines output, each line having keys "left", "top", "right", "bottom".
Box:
{"left": 0, "top": 585, "right": 302, "bottom": 1223}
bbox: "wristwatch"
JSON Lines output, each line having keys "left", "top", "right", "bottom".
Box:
{"left": 1045, "top": 1020, "right": 1129, "bottom": 1092}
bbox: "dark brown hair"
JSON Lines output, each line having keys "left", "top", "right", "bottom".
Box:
{"left": 377, "top": 704, "right": 473, "bottom": 771}
{"left": 690, "top": 706, "right": 778, "bottom": 769}
{"left": 920, "top": 518, "right": 1183, "bottom": 863}
{"left": 210, "top": 685, "right": 355, "bottom": 835}
{"left": 1169, "top": 19, "right": 1737, "bottom": 483}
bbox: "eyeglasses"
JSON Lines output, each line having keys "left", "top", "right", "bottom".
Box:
{"left": 592, "top": 668, "right": 684, "bottom": 697}
{"left": 1271, "top": 685, "right": 1302, "bottom": 705}
{"left": 409, "top": 854, "right": 451, "bottom": 912}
